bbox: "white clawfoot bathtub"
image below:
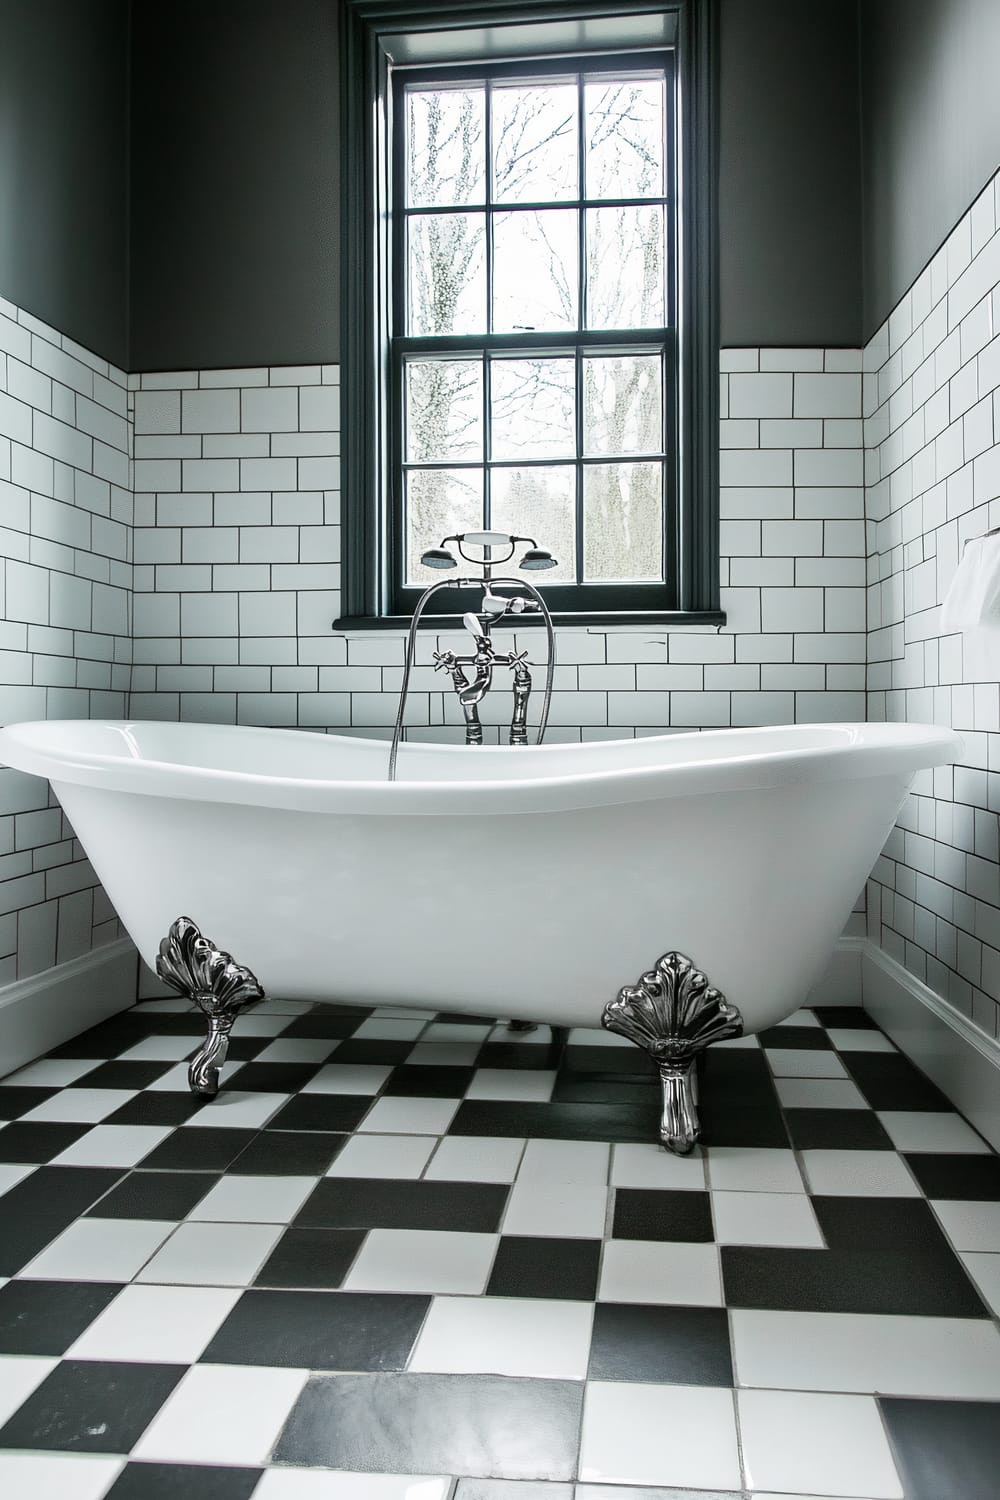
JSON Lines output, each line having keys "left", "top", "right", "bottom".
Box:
{"left": 0, "top": 718, "right": 961, "bottom": 1148}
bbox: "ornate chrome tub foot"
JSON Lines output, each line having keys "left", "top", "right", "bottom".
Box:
{"left": 155, "top": 916, "right": 265, "bottom": 1097}
{"left": 601, "top": 951, "right": 743, "bottom": 1154}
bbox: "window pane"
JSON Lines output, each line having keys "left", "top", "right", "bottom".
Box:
{"left": 583, "top": 354, "right": 662, "bottom": 456}
{"left": 406, "top": 360, "right": 483, "bottom": 463}
{"left": 586, "top": 206, "right": 664, "bottom": 329}
{"left": 492, "top": 82, "right": 578, "bottom": 203}
{"left": 406, "top": 468, "right": 483, "bottom": 583}
{"left": 583, "top": 462, "right": 662, "bottom": 581}
{"left": 491, "top": 357, "right": 575, "bottom": 460}
{"left": 492, "top": 209, "right": 577, "bottom": 332}
{"left": 408, "top": 213, "right": 486, "bottom": 335}
{"left": 584, "top": 78, "right": 665, "bottom": 199}
{"left": 491, "top": 465, "right": 576, "bottom": 582}
{"left": 406, "top": 88, "right": 486, "bottom": 207}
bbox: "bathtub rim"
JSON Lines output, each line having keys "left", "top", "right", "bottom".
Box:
{"left": 0, "top": 717, "right": 964, "bottom": 818}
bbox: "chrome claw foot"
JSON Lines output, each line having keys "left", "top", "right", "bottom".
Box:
{"left": 601, "top": 950, "right": 742, "bottom": 1155}
{"left": 155, "top": 916, "right": 265, "bottom": 1099}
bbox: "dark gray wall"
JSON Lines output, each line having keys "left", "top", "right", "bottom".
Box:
{"left": 718, "top": 0, "right": 862, "bottom": 347}
{"left": 129, "top": 0, "right": 339, "bottom": 371}
{"left": 0, "top": 0, "right": 129, "bottom": 366}
{"left": 861, "top": 0, "right": 1000, "bottom": 338}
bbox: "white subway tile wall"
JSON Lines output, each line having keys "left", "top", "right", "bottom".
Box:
{"left": 864, "top": 164, "right": 1000, "bottom": 1041}
{"left": 0, "top": 296, "right": 131, "bottom": 982}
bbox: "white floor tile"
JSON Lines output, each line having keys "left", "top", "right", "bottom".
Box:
{"left": 0, "top": 1354, "right": 58, "bottom": 1426}
{"left": 707, "top": 1147, "right": 805, "bottom": 1193}
{"left": 22, "top": 1218, "right": 174, "bottom": 1282}
{"left": 611, "top": 1143, "right": 706, "bottom": 1190}
{"left": 119, "top": 1035, "right": 199, "bottom": 1061}
{"left": 188, "top": 1174, "right": 318, "bottom": 1223}
{"left": 579, "top": 1381, "right": 741, "bottom": 1488}
{"left": 230, "top": 1013, "right": 294, "bottom": 1037}
{"left": 184, "top": 1091, "right": 290, "bottom": 1129}
{"left": 713, "top": 1032, "right": 760, "bottom": 1049}
{"left": 800, "top": 1149, "right": 920, "bottom": 1196}
{"left": 353, "top": 1018, "right": 426, "bottom": 1040}
{"left": 136, "top": 1220, "right": 283, "bottom": 1286}
{"left": 568, "top": 1027, "right": 633, "bottom": 1047}
{"left": 502, "top": 1179, "right": 608, "bottom": 1238}
{"left": 409, "top": 1295, "right": 593, "bottom": 1378}
{"left": 465, "top": 1069, "right": 556, "bottom": 1102}
{"left": 253, "top": 1474, "right": 451, "bottom": 1500}
{"left": 359, "top": 1097, "right": 457, "bottom": 1134}
{"left": 252, "top": 999, "right": 315, "bottom": 1014}
{"left": 764, "top": 1048, "right": 849, "bottom": 1078}
{"left": 712, "top": 1191, "right": 824, "bottom": 1247}
{"left": 67, "top": 1284, "right": 242, "bottom": 1363}
{"left": 773, "top": 1076, "right": 868, "bottom": 1109}
{"left": 254, "top": 1038, "right": 340, "bottom": 1064}
{"left": 421, "top": 1022, "right": 491, "bottom": 1043}
{"left": 147, "top": 1061, "right": 212, "bottom": 1092}
{"left": 517, "top": 1140, "right": 609, "bottom": 1185}
{"left": 327, "top": 1134, "right": 437, "bottom": 1179}
{"left": 344, "top": 1229, "right": 497, "bottom": 1293}
{"left": 598, "top": 1240, "right": 723, "bottom": 1306}
{"left": 132, "top": 1362, "right": 308, "bottom": 1465}
{"left": 0, "top": 1453, "right": 124, "bottom": 1500}
{"left": 20, "top": 1087, "right": 138, "bottom": 1123}
{"left": 423, "top": 1136, "right": 525, "bottom": 1182}
{"left": 732, "top": 1309, "right": 1000, "bottom": 1397}
{"left": 0, "top": 1162, "right": 36, "bottom": 1197}
{"left": 960, "top": 1252, "right": 1000, "bottom": 1316}
{"left": 407, "top": 1041, "right": 483, "bottom": 1066}
{"left": 738, "top": 1388, "right": 903, "bottom": 1498}
{"left": 933, "top": 1199, "right": 1000, "bottom": 1251}
{"left": 302, "top": 1063, "right": 392, "bottom": 1094}
{"left": 51, "top": 1124, "right": 174, "bottom": 1167}
{"left": 0, "top": 1057, "right": 100, "bottom": 1086}
{"left": 827, "top": 1027, "right": 897, "bottom": 1052}
{"left": 877, "top": 1110, "right": 991, "bottom": 1153}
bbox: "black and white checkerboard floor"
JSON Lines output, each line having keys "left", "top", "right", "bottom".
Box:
{"left": 1, "top": 993, "right": 999, "bottom": 1499}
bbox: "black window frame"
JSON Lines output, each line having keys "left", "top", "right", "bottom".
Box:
{"left": 336, "top": 0, "right": 721, "bottom": 630}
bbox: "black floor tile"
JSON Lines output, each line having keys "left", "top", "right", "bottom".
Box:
{"left": 700, "top": 1050, "right": 780, "bottom": 1106}
{"left": 757, "top": 1025, "right": 833, "bottom": 1050}
{"left": 783, "top": 1106, "right": 894, "bottom": 1150}
{"left": 225, "top": 1061, "right": 325, "bottom": 1094}
{"left": 104, "top": 1463, "right": 263, "bottom": 1500}
{"left": 722, "top": 1244, "right": 990, "bottom": 1317}
{"left": 383, "top": 1064, "right": 476, "bottom": 1097}
{"left": 0, "top": 1166, "right": 124, "bottom": 1275}
{"left": 905, "top": 1152, "right": 1000, "bottom": 1200}
{"left": 696, "top": 1102, "right": 790, "bottom": 1149}
{"left": 813, "top": 1194, "right": 955, "bottom": 1251}
{"left": 138, "top": 1127, "right": 257, "bottom": 1171}
{"left": 485, "top": 1236, "right": 601, "bottom": 1301}
{"left": 105, "top": 1092, "right": 205, "bottom": 1127}
{"left": 201, "top": 1288, "right": 429, "bottom": 1369}
{"left": 812, "top": 1006, "right": 878, "bottom": 1028}
{"left": 550, "top": 1076, "right": 659, "bottom": 1105}
{"left": 561, "top": 1045, "right": 655, "bottom": 1075}
{"left": 449, "top": 1100, "right": 660, "bottom": 1143}
{"left": 295, "top": 1177, "right": 509, "bottom": 1232}
{"left": 280, "top": 1015, "right": 365, "bottom": 1040}
{"left": 880, "top": 1397, "right": 1000, "bottom": 1500}
{"left": 75, "top": 1060, "right": 172, "bottom": 1089}
{"left": 612, "top": 1188, "right": 714, "bottom": 1242}
{"left": 0, "top": 1120, "right": 91, "bottom": 1161}
{"left": 477, "top": 1042, "right": 564, "bottom": 1071}
{"left": 840, "top": 1052, "right": 953, "bottom": 1110}
{"left": 254, "top": 1226, "right": 367, "bottom": 1288}
{"left": 266, "top": 1094, "right": 373, "bottom": 1133}
{"left": 85, "top": 1170, "right": 219, "bottom": 1220}
{"left": 274, "top": 1372, "right": 583, "bottom": 1479}
{"left": 588, "top": 1303, "right": 733, "bottom": 1385}
{"left": 222, "top": 1036, "right": 271, "bottom": 1061}
{"left": 230, "top": 1130, "right": 347, "bottom": 1176}
{"left": 0, "top": 1359, "right": 183, "bottom": 1453}
{"left": 45, "top": 1019, "right": 155, "bottom": 1058}
{"left": 332, "top": 1039, "right": 414, "bottom": 1066}
{"left": 0, "top": 1279, "right": 123, "bottom": 1354}
{"left": 0, "top": 1086, "right": 58, "bottom": 1119}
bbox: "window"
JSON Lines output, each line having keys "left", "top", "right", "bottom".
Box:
{"left": 338, "top": 2, "right": 719, "bottom": 627}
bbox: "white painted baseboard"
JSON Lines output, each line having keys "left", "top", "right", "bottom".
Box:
{"left": 862, "top": 942, "right": 1000, "bottom": 1152}
{"left": 0, "top": 939, "right": 137, "bottom": 1079}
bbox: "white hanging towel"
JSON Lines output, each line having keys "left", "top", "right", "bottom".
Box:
{"left": 941, "top": 533, "right": 1000, "bottom": 633}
